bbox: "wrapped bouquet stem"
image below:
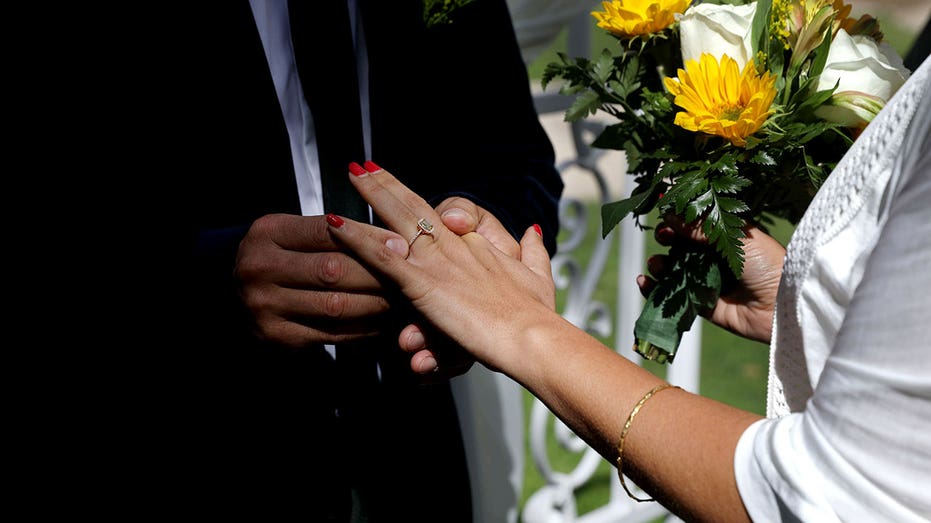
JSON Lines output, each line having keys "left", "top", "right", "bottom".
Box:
{"left": 544, "top": 0, "right": 910, "bottom": 363}
{"left": 635, "top": 243, "right": 724, "bottom": 363}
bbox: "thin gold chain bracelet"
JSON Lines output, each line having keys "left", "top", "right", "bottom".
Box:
{"left": 616, "top": 383, "right": 680, "bottom": 502}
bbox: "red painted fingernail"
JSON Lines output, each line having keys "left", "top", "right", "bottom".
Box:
{"left": 349, "top": 162, "right": 367, "bottom": 176}
{"left": 325, "top": 213, "right": 344, "bottom": 228}
{"left": 363, "top": 161, "right": 381, "bottom": 173}
{"left": 636, "top": 274, "right": 646, "bottom": 285}
{"left": 532, "top": 224, "right": 542, "bottom": 237}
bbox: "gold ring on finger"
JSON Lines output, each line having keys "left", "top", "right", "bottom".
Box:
{"left": 408, "top": 218, "right": 435, "bottom": 247}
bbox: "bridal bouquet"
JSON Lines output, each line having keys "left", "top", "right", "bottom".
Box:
{"left": 543, "top": 0, "right": 910, "bottom": 363}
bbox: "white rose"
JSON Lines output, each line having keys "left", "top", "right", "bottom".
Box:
{"left": 678, "top": 1, "right": 757, "bottom": 69}
{"left": 815, "top": 29, "right": 911, "bottom": 127}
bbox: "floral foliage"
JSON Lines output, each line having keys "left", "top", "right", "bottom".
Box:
{"left": 543, "top": 0, "right": 910, "bottom": 363}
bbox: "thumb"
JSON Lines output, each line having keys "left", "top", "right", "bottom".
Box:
{"left": 439, "top": 206, "right": 477, "bottom": 236}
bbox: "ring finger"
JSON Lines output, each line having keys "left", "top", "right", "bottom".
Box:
{"left": 348, "top": 161, "right": 445, "bottom": 254}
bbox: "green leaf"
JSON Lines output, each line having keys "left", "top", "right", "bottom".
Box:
{"left": 710, "top": 173, "right": 752, "bottom": 193}
{"left": 643, "top": 89, "right": 674, "bottom": 113}
{"left": 634, "top": 273, "right": 693, "bottom": 362}
{"left": 744, "top": 134, "right": 764, "bottom": 150}
{"left": 541, "top": 52, "right": 575, "bottom": 89}
{"left": 618, "top": 53, "right": 642, "bottom": 81}
{"left": 608, "top": 79, "right": 641, "bottom": 101}
{"left": 703, "top": 195, "right": 747, "bottom": 277}
{"left": 807, "top": 26, "right": 833, "bottom": 78}
{"left": 622, "top": 140, "right": 644, "bottom": 172}
{"left": 716, "top": 196, "right": 750, "bottom": 214}
{"left": 750, "top": 0, "right": 772, "bottom": 55}
{"left": 633, "top": 247, "right": 724, "bottom": 363}
{"left": 601, "top": 186, "right": 654, "bottom": 237}
{"left": 708, "top": 151, "right": 740, "bottom": 175}
{"left": 656, "top": 159, "right": 689, "bottom": 176}
{"left": 789, "top": 75, "right": 835, "bottom": 119}
{"left": 685, "top": 189, "right": 713, "bottom": 223}
{"left": 683, "top": 248, "right": 723, "bottom": 311}
{"left": 565, "top": 90, "right": 601, "bottom": 122}
{"left": 592, "top": 123, "right": 634, "bottom": 151}
{"left": 663, "top": 170, "right": 707, "bottom": 214}
{"left": 796, "top": 121, "right": 839, "bottom": 144}
{"left": 770, "top": 46, "right": 786, "bottom": 78}
{"left": 593, "top": 49, "right": 616, "bottom": 84}
{"left": 749, "top": 151, "right": 776, "bottom": 166}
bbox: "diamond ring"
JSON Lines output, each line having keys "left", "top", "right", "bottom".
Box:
{"left": 408, "top": 218, "right": 435, "bottom": 246}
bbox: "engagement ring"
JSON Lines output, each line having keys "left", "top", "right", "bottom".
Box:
{"left": 408, "top": 218, "right": 435, "bottom": 246}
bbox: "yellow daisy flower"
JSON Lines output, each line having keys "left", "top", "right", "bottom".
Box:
{"left": 592, "top": 0, "right": 692, "bottom": 39}
{"left": 664, "top": 53, "right": 777, "bottom": 147}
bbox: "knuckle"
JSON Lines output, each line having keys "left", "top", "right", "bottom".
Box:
{"left": 316, "top": 252, "right": 346, "bottom": 286}
{"left": 250, "top": 213, "right": 285, "bottom": 236}
{"left": 401, "top": 191, "right": 427, "bottom": 210}
{"left": 252, "top": 314, "right": 281, "bottom": 343}
{"left": 235, "top": 254, "right": 270, "bottom": 282}
{"left": 322, "top": 291, "right": 350, "bottom": 319}
{"left": 240, "top": 285, "right": 275, "bottom": 315}
{"left": 365, "top": 179, "right": 389, "bottom": 199}
{"left": 374, "top": 243, "right": 397, "bottom": 265}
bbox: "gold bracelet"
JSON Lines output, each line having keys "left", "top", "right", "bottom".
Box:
{"left": 616, "top": 383, "right": 680, "bottom": 502}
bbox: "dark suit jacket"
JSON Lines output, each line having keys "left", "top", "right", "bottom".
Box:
{"left": 161, "top": 1, "right": 562, "bottom": 520}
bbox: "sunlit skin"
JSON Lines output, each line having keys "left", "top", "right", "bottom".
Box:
{"left": 664, "top": 53, "right": 777, "bottom": 147}
{"left": 592, "top": 0, "right": 692, "bottom": 39}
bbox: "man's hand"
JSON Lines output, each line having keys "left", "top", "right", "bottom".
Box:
{"left": 436, "top": 196, "right": 520, "bottom": 259}
{"left": 235, "top": 213, "right": 391, "bottom": 348}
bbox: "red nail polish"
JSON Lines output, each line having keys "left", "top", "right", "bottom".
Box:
{"left": 326, "top": 213, "right": 344, "bottom": 228}
{"left": 349, "top": 162, "right": 367, "bottom": 176}
{"left": 363, "top": 161, "right": 381, "bottom": 173}
{"left": 532, "top": 224, "right": 542, "bottom": 237}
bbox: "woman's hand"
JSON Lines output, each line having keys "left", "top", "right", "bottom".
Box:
{"left": 326, "top": 161, "right": 558, "bottom": 373}
{"left": 400, "top": 195, "right": 522, "bottom": 375}
{"left": 638, "top": 214, "right": 785, "bottom": 344}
